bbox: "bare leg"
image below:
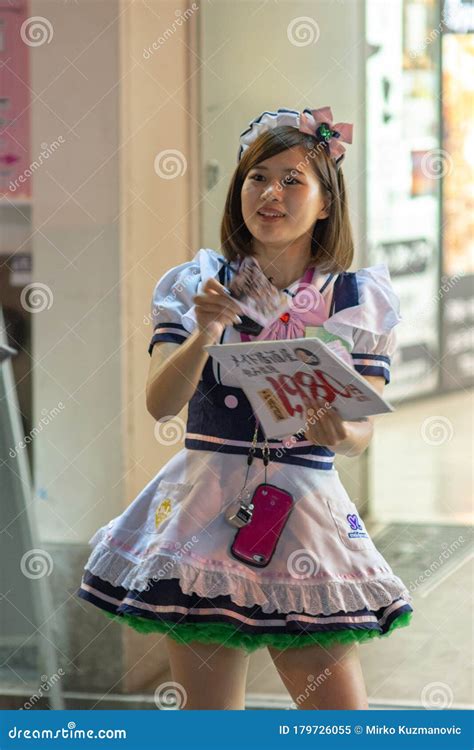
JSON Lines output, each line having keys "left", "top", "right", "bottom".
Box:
{"left": 163, "top": 635, "right": 251, "bottom": 710}
{"left": 268, "top": 641, "right": 368, "bottom": 710}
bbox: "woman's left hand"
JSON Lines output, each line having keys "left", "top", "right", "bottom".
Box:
{"left": 304, "top": 397, "right": 349, "bottom": 450}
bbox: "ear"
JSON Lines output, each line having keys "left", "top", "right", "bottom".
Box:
{"left": 318, "top": 204, "right": 330, "bottom": 220}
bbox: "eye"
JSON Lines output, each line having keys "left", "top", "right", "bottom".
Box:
{"left": 249, "top": 174, "right": 300, "bottom": 185}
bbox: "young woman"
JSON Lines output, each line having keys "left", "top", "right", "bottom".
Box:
{"left": 77, "top": 107, "right": 413, "bottom": 710}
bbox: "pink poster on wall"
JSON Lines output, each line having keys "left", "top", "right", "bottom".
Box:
{"left": 0, "top": 0, "right": 31, "bottom": 200}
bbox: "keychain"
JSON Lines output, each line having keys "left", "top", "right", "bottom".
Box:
{"left": 224, "top": 420, "right": 270, "bottom": 528}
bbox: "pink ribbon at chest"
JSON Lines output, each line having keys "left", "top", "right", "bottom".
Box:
{"left": 240, "top": 266, "right": 328, "bottom": 342}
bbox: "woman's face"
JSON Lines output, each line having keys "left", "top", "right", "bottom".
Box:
{"left": 241, "top": 145, "right": 329, "bottom": 252}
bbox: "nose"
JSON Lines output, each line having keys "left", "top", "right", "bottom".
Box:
{"left": 261, "top": 180, "right": 282, "bottom": 199}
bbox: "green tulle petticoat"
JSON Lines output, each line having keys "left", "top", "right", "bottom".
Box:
{"left": 101, "top": 609, "right": 413, "bottom": 655}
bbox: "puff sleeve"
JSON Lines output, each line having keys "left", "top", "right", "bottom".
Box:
{"left": 147, "top": 248, "right": 225, "bottom": 356}
{"left": 324, "top": 264, "right": 401, "bottom": 385}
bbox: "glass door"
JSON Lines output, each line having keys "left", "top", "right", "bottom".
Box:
{"left": 366, "top": 0, "right": 442, "bottom": 400}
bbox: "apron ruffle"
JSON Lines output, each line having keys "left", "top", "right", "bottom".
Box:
{"left": 78, "top": 571, "right": 413, "bottom": 654}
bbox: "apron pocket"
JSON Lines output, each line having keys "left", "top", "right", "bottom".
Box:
{"left": 326, "top": 497, "right": 374, "bottom": 551}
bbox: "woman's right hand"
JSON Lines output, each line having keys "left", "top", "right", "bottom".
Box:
{"left": 193, "top": 277, "right": 242, "bottom": 342}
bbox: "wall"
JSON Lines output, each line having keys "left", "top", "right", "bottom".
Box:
{"left": 30, "top": 0, "right": 122, "bottom": 544}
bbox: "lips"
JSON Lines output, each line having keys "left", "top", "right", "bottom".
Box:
{"left": 257, "top": 209, "right": 285, "bottom": 221}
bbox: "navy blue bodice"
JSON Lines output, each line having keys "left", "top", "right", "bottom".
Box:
{"left": 184, "top": 261, "right": 360, "bottom": 470}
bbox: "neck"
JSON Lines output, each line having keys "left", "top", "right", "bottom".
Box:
{"left": 251, "top": 241, "right": 312, "bottom": 290}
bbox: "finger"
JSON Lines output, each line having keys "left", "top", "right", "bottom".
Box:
{"left": 315, "top": 398, "right": 342, "bottom": 425}
{"left": 194, "top": 298, "right": 233, "bottom": 311}
{"left": 304, "top": 422, "right": 324, "bottom": 446}
{"left": 196, "top": 306, "right": 241, "bottom": 327}
{"left": 306, "top": 403, "right": 327, "bottom": 434}
{"left": 329, "top": 411, "right": 347, "bottom": 440}
{"left": 324, "top": 422, "right": 339, "bottom": 445}
{"left": 196, "top": 309, "right": 242, "bottom": 327}
{"left": 312, "top": 402, "right": 338, "bottom": 441}
{"left": 310, "top": 425, "right": 331, "bottom": 447}
{"left": 202, "top": 277, "right": 231, "bottom": 296}
{"left": 322, "top": 405, "right": 347, "bottom": 439}
{"left": 218, "top": 312, "right": 242, "bottom": 327}
{"left": 194, "top": 291, "right": 241, "bottom": 309}
{"left": 307, "top": 401, "right": 345, "bottom": 446}
{"left": 193, "top": 292, "right": 224, "bottom": 304}
{"left": 317, "top": 400, "right": 341, "bottom": 424}
{"left": 309, "top": 399, "right": 330, "bottom": 422}
{"left": 305, "top": 411, "right": 327, "bottom": 444}
{"left": 319, "top": 413, "right": 345, "bottom": 444}
{"left": 193, "top": 294, "right": 240, "bottom": 314}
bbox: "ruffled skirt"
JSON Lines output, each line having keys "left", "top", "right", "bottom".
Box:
{"left": 76, "top": 448, "right": 414, "bottom": 653}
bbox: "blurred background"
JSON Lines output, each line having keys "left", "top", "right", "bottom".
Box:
{"left": 0, "top": 0, "right": 472, "bottom": 710}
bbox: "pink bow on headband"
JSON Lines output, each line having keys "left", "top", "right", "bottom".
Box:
{"left": 299, "top": 106, "right": 353, "bottom": 161}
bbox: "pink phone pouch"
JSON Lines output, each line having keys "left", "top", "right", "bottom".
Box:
{"left": 230, "top": 483, "right": 294, "bottom": 567}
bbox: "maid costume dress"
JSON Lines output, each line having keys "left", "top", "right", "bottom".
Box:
{"left": 77, "top": 247, "right": 414, "bottom": 654}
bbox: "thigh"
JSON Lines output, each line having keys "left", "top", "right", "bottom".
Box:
{"left": 267, "top": 640, "right": 368, "bottom": 710}
{"left": 163, "top": 635, "right": 251, "bottom": 710}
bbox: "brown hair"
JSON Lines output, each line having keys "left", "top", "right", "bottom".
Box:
{"left": 220, "top": 126, "right": 354, "bottom": 274}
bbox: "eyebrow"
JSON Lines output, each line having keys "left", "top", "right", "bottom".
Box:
{"left": 251, "top": 164, "right": 306, "bottom": 175}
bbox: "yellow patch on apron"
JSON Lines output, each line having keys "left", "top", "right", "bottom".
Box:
{"left": 155, "top": 498, "right": 173, "bottom": 528}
